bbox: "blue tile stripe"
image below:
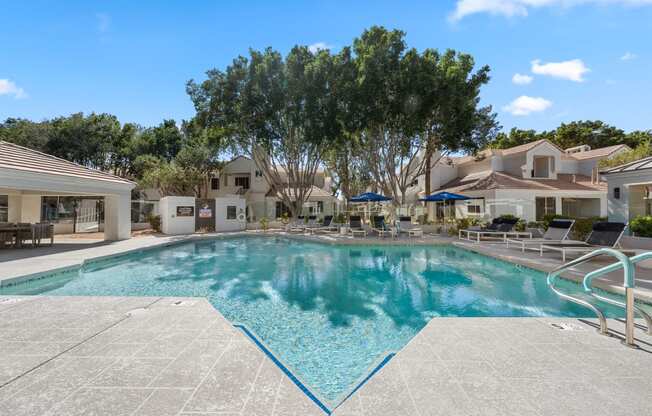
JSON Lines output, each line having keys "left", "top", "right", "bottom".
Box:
{"left": 233, "top": 324, "right": 332, "bottom": 415}
{"left": 334, "top": 352, "right": 396, "bottom": 410}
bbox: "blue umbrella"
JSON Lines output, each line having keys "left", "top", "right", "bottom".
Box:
{"left": 419, "top": 191, "right": 471, "bottom": 202}
{"left": 349, "top": 192, "right": 392, "bottom": 202}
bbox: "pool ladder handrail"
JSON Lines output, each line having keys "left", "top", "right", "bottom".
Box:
{"left": 547, "top": 248, "right": 651, "bottom": 347}
{"left": 583, "top": 252, "right": 652, "bottom": 343}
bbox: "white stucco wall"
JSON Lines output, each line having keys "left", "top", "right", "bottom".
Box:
{"left": 604, "top": 170, "right": 652, "bottom": 223}
{"left": 160, "top": 196, "right": 196, "bottom": 235}
{"left": 215, "top": 197, "right": 247, "bottom": 232}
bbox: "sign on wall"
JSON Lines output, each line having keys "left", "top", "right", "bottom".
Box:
{"left": 176, "top": 206, "right": 194, "bottom": 217}
{"left": 199, "top": 205, "right": 213, "bottom": 218}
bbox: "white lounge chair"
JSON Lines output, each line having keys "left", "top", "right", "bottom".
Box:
{"left": 505, "top": 219, "right": 575, "bottom": 252}
{"left": 398, "top": 216, "right": 423, "bottom": 237}
{"left": 309, "top": 215, "right": 338, "bottom": 234}
{"left": 459, "top": 218, "right": 529, "bottom": 242}
{"left": 371, "top": 216, "right": 397, "bottom": 238}
{"left": 540, "top": 222, "right": 629, "bottom": 262}
{"left": 348, "top": 216, "right": 368, "bottom": 237}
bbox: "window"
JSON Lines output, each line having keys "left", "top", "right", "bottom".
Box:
{"left": 317, "top": 201, "right": 324, "bottom": 213}
{"left": 0, "top": 195, "right": 8, "bottom": 222}
{"left": 41, "top": 196, "right": 77, "bottom": 223}
{"left": 235, "top": 177, "right": 250, "bottom": 189}
{"left": 614, "top": 187, "right": 620, "bottom": 200}
{"left": 226, "top": 205, "right": 237, "bottom": 220}
{"left": 211, "top": 177, "right": 220, "bottom": 190}
{"left": 255, "top": 170, "right": 263, "bottom": 178}
{"left": 275, "top": 201, "right": 291, "bottom": 219}
{"left": 467, "top": 205, "right": 481, "bottom": 214}
{"left": 409, "top": 179, "right": 419, "bottom": 187}
{"left": 535, "top": 197, "right": 556, "bottom": 221}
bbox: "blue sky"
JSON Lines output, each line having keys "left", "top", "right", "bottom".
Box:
{"left": 1, "top": 0, "right": 651, "bottom": 132}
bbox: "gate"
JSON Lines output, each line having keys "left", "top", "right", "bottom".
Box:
{"left": 195, "top": 198, "right": 216, "bottom": 232}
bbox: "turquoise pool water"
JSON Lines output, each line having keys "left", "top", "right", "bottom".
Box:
{"left": 1, "top": 237, "right": 626, "bottom": 405}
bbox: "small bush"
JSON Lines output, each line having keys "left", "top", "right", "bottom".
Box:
{"left": 147, "top": 214, "right": 161, "bottom": 232}
{"left": 630, "top": 215, "right": 652, "bottom": 237}
{"left": 333, "top": 213, "right": 347, "bottom": 224}
{"left": 456, "top": 217, "right": 481, "bottom": 231}
{"left": 259, "top": 217, "right": 269, "bottom": 232}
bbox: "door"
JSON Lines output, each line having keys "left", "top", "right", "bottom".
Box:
{"left": 195, "top": 199, "right": 216, "bottom": 232}
{"left": 535, "top": 197, "right": 556, "bottom": 221}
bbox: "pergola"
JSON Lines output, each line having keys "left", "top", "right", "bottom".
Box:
{"left": 0, "top": 141, "right": 135, "bottom": 240}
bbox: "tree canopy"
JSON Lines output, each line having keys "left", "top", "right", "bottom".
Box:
{"left": 488, "top": 120, "right": 652, "bottom": 151}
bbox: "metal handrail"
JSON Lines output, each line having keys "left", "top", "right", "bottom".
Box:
{"left": 583, "top": 252, "right": 652, "bottom": 336}
{"left": 547, "top": 248, "right": 633, "bottom": 336}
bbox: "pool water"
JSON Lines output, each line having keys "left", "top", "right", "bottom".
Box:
{"left": 1, "top": 237, "right": 627, "bottom": 405}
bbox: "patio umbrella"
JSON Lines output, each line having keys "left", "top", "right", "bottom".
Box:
{"left": 349, "top": 192, "right": 392, "bottom": 221}
{"left": 420, "top": 191, "right": 471, "bottom": 227}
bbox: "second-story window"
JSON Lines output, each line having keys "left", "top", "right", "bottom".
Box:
{"left": 211, "top": 178, "right": 219, "bottom": 190}
{"left": 235, "top": 177, "right": 250, "bottom": 189}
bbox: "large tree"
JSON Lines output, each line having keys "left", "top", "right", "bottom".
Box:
{"left": 353, "top": 26, "right": 497, "bottom": 205}
{"left": 187, "top": 46, "right": 339, "bottom": 218}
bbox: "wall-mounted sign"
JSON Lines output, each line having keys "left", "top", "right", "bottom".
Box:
{"left": 199, "top": 207, "right": 213, "bottom": 218}
{"left": 176, "top": 206, "right": 194, "bottom": 217}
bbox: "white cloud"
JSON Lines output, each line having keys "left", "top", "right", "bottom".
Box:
{"left": 450, "top": 0, "right": 652, "bottom": 21}
{"left": 512, "top": 73, "right": 533, "bottom": 85}
{"left": 0, "top": 79, "right": 27, "bottom": 99}
{"left": 620, "top": 51, "right": 637, "bottom": 61}
{"left": 503, "top": 95, "right": 552, "bottom": 116}
{"left": 96, "top": 13, "right": 111, "bottom": 33}
{"left": 531, "top": 59, "right": 589, "bottom": 82}
{"left": 308, "top": 42, "right": 332, "bottom": 54}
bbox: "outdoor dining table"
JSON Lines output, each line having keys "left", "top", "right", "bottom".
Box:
{"left": 0, "top": 225, "right": 35, "bottom": 248}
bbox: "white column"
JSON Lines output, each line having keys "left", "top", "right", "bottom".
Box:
{"left": 20, "top": 195, "right": 41, "bottom": 223}
{"left": 104, "top": 193, "right": 131, "bottom": 240}
{"left": 555, "top": 196, "right": 563, "bottom": 215}
{"left": 7, "top": 194, "right": 22, "bottom": 223}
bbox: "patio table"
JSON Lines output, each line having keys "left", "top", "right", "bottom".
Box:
{"left": 0, "top": 225, "right": 35, "bottom": 248}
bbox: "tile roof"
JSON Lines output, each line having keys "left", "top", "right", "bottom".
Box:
{"left": 265, "top": 185, "right": 334, "bottom": 200}
{"left": 438, "top": 170, "right": 606, "bottom": 193}
{"left": 0, "top": 141, "right": 134, "bottom": 185}
{"left": 569, "top": 144, "right": 629, "bottom": 160}
{"left": 601, "top": 156, "right": 652, "bottom": 174}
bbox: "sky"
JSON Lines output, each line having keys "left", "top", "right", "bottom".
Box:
{"left": 1, "top": 0, "right": 651, "bottom": 133}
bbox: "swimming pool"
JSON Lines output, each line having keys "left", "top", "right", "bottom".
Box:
{"left": 0, "top": 237, "right": 626, "bottom": 406}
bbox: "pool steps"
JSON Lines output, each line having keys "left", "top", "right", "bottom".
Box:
{"left": 548, "top": 248, "right": 652, "bottom": 347}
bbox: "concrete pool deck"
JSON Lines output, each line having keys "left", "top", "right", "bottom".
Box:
{"left": 1, "top": 295, "right": 651, "bottom": 416}
{"left": 2, "top": 231, "right": 652, "bottom": 414}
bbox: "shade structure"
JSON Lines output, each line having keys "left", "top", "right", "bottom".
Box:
{"left": 349, "top": 192, "right": 392, "bottom": 203}
{"left": 420, "top": 191, "right": 471, "bottom": 202}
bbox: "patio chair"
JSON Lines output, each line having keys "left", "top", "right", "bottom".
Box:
{"left": 371, "top": 216, "right": 396, "bottom": 238}
{"left": 459, "top": 218, "right": 529, "bottom": 242}
{"left": 0, "top": 223, "right": 13, "bottom": 248}
{"left": 505, "top": 219, "right": 575, "bottom": 252}
{"left": 348, "top": 215, "right": 368, "bottom": 237}
{"left": 308, "top": 215, "right": 337, "bottom": 234}
{"left": 540, "top": 222, "right": 628, "bottom": 262}
{"left": 34, "top": 222, "right": 54, "bottom": 246}
{"left": 288, "top": 216, "right": 307, "bottom": 232}
{"left": 16, "top": 222, "right": 35, "bottom": 248}
{"left": 398, "top": 216, "right": 423, "bottom": 237}
{"left": 304, "top": 215, "right": 319, "bottom": 230}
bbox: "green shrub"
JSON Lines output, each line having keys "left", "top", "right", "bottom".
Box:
{"left": 259, "top": 216, "right": 269, "bottom": 232}
{"left": 147, "top": 214, "right": 161, "bottom": 232}
{"left": 333, "top": 213, "right": 346, "bottom": 224}
{"left": 630, "top": 215, "right": 652, "bottom": 237}
{"left": 456, "top": 217, "right": 481, "bottom": 231}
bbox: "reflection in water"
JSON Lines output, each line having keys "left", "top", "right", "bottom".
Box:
{"left": 0, "top": 237, "right": 628, "bottom": 404}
